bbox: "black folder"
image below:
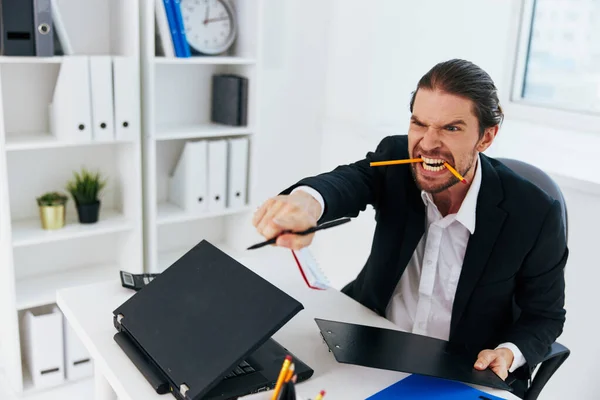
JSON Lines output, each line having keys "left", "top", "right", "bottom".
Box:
{"left": 315, "top": 318, "right": 513, "bottom": 392}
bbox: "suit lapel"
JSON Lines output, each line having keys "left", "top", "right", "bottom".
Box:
{"left": 450, "top": 155, "right": 507, "bottom": 338}
{"left": 379, "top": 168, "right": 425, "bottom": 313}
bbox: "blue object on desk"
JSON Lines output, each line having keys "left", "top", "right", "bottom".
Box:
{"left": 366, "top": 374, "right": 506, "bottom": 400}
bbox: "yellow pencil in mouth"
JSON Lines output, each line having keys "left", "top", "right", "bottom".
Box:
{"left": 370, "top": 158, "right": 468, "bottom": 185}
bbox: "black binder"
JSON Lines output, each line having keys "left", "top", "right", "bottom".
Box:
{"left": 211, "top": 74, "right": 248, "bottom": 126}
{"left": 315, "top": 318, "right": 513, "bottom": 392}
{"left": 0, "top": 0, "right": 36, "bottom": 56}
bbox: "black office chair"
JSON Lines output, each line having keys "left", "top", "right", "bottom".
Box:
{"left": 496, "top": 158, "right": 571, "bottom": 400}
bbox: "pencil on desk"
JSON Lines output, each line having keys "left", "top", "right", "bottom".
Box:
{"left": 272, "top": 355, "right": 292, "bottom": 400}
{"left": 314, "top": 390, "right": 326, "bottom": 400}
{"left": 370, "top": 158, "right": 423, "bottom": 166}
{"left": 443, "top": 162, "right": 468, "bottom": 184}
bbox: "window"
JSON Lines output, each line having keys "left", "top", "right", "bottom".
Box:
{"left": 512, "top": 0, "right": 600, "bottom": 115}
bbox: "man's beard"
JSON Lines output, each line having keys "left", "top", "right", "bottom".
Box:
{"left": 411, "top": 151, "right": 476, "bottom": 194}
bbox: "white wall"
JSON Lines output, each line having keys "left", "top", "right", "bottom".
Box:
{"left": 308, "top": 0, "right": 600, "bottom": 398}
{"left": 253, "top": 0, "right": 332, "bottom": 201}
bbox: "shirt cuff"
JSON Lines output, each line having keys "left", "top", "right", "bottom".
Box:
{"left": 496, "top": 342, "right": 526, "bottom": 373}
{"left": 291, "top": 186, "right": 325, "bottom": 220}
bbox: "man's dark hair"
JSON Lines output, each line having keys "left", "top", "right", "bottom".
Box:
{"left": 409, "top": 59, "right": 504, "bottom": 138}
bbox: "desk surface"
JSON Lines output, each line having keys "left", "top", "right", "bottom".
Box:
{"left": 56, "top": 246, "right": 518, "bottom": 400}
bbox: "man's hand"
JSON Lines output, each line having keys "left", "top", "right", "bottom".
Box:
{"left": 474, "top": 348, "right": 514, "bottom": 380}
{"left": 252, "top": 191, "right": 322, "bottom": 250}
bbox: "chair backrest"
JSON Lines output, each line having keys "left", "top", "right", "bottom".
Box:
{"left": 496, "top": 158, "right": 568, "bottom": 243}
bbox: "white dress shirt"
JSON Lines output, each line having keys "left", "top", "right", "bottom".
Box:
{"left": 292, "top": 155, "right": 525, "bottom": 373}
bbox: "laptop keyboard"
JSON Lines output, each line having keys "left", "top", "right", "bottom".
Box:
{"left": 223, "top": 360, "right": 256, "bottom": 379}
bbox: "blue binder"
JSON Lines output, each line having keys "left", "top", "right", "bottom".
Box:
{"left": 170, "top": 0, "right": 191, "bottom": 57}
{"left": 366, "top": 374, "right": 506, "bottom": 400}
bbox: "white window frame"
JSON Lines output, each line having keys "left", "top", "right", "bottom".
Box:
{"left": 502, "top": 0, "right": 600, "bottom": 133}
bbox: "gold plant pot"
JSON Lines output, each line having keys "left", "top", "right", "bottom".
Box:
{"left": 39, "top": 205, "right": 66, "bottom": 230}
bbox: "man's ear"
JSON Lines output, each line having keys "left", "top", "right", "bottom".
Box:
{"left": 477, "top": 125, "right": 499, "bottom": 152}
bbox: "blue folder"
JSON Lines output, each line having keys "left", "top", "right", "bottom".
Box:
{"left": 366, "top": 374, "right": 506, "bottom": 400}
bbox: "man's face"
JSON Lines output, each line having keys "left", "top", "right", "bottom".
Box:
{"left": 408, "top": 88, "right": 494, "bottom": 194}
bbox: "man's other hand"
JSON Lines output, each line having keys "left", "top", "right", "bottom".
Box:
{"left": 474, "top": 348, "right": 514, "bottom": 380}
{"left": 252, "top": 191, "right": 322, "bottom": 250}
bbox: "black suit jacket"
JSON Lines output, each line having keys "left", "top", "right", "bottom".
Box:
{"left": 282, "top": 135, "right": 567, "bottom": 380}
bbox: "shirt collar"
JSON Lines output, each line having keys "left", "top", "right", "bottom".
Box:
{"left": 420, "top": 153, "right": 482, "bottom": 234}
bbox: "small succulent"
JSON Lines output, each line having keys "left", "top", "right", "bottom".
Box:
{"left": 36, "top": 191, "right": 68, "bottom": 207}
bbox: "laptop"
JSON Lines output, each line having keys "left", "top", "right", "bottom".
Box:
{"left": 112, "top": 240, "right": 314, "bottom": 400}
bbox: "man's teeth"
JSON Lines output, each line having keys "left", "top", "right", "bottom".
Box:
{"left": 422, "top": 156, "right": 446, "bottom": 172}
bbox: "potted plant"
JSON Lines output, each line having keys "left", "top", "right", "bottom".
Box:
{"left": 66, "top": 168, "right": 107, "bottom": 224}
{"left": 36, "top": 191, "right": 68, "bottom": 230}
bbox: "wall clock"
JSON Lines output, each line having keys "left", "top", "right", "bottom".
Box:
{"left": 180, "top": 0, "right": 238, "bottom": 55}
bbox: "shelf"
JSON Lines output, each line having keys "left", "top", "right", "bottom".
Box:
{"left": 153, "top": 56, "right": 256, "bottom": 65}
{"left": 157, "top": 202, "right": 252, "bottom": 225}
{"left": 16, "top": 264, "right": 116, "bottom": 311}
{"left": 0, "top": 56, "right": 63, "bottom": 64}
{"left": 11, "top": 210, "right": 131, "bottom": 247}
{"left": 154, "top": 123, "right": 253, "bottom": 141}
{"left": 5, "top": 132, "right": 136, "bottom": 151}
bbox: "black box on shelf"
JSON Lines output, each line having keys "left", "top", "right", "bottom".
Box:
{"left": 211, "top": 74, "right": 248, "bottom": 126}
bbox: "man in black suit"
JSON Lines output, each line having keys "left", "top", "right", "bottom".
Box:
{"left": 252, "top": 59, "right": 567, "bottom": 394}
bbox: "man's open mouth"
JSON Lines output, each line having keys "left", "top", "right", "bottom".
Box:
{"left": 420, "top": 156, "right": 448, "bottom": 172}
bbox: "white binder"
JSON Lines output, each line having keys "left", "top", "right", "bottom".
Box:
{"left": 89, "top": 56, "right": 115, "bottom": 141}
{"left": 63, "top": 316, "right": 93, "bottom": 380}
{"left": 49, "top": 56, "right": 92, "bottom": 142}
{"left": 226, "top": 137, "right": 249, "bottom": 208}
{"left": 112, "top": 56, "right": 140, "bottom": 140}
{"left": 22, "top": 306, "right": 65, "bottom": 389}
{"left": 155, "top": 0, "right": 175, "bottom": 57}
{"left": 169, "top": 140, "right": 208, "bottom": 213}
{"left": 208, "top": 139, "right": 228, "bottom": 212}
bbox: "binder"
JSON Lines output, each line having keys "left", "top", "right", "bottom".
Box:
{"left": 22, "top": 306, "right": 65, "bottom": 389}
{"left": 315, "top": 319, "right": 513, "bottom": 392}
{"left": 226, "top": 137, "right": 249, "bottom": 208}
{"left": 89, "top": 56, "right": 115, "bottom": 141}
{"left": 112, "top": 56, "right": 140, "bottom": 140}
{"left": 207, "top": 139, "right": 227, "bottom": 212}
{"left": 161, "top": 0, "right": 183, "bottom": 57}
{"left": 49, "top": 56, "right": 92, "bottom": 141}
{"left": 168, "top": 140, "right": 208, "bottom": 214}
{"left": 0, "top": 0, "right": 36, "bottom": 56}
{"left": 211, "top": 75, "right": 249, "bottom": 126}
{"left": 33, "top": 0, "right": 54, "bottom": 57}
{"left": 49, "top": 0, "right": 73, "bottom": 55}
{"left": 170, "top": 0, "right": 191, "bottom": 57}
{"left": 63, "top": 317, "right": 93, "bottom": 380}
{"left": 155, "top": 0, "right": 175, "bottom": 57}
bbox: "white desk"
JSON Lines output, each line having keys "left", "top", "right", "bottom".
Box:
{"left": 56, "top": 246, "right": 518, "bottom": 400}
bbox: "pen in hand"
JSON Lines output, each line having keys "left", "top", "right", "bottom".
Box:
{"left": 247, "top": 218, "right": 351, "bottom": 250}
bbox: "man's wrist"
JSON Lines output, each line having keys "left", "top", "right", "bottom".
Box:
{"left": 291, "top": 186, "right": 324, "bottom": 220}
{"left": 496, "top": 342, "right": 526, "bottom": 372}
{"left": 496, "top": 347, "right": 514, "bottom": 367}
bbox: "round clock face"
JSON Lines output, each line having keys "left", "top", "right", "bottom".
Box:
{"left": 181, "top": 0, "right": 236, "bottom": 55}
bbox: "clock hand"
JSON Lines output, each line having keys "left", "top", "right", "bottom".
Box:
{"left": 204, "top": 17, "right": 229, "bottom": 23}
{"left": 203, "top": 3, "right": 210, "bottom": 24}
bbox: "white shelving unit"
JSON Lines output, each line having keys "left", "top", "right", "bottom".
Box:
{"left": 140, "top": 0, "right": 263, "bottom": 273}
{"left": 0, "top": 0, "right": 143, "bottom": 394}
